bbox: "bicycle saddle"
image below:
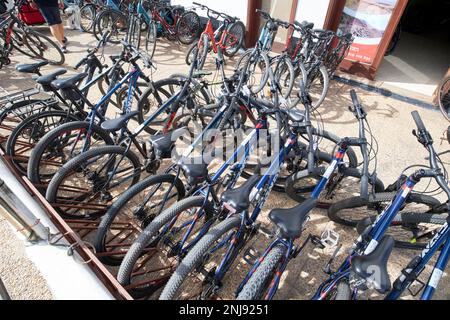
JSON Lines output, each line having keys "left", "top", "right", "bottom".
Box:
{"left": 295, "top": 21, "right": 314, "bottom": 30}
{"left": 221, "top": 175, "right": 261, "bottom": 212}
{"left": 269, "top": 198, "right": 317, "bottom": 238}
{"left": 179, "top": 157, "right": 209, "bottom": 185}
{"left": 351, "top": 235, "right": 394, "bottom": 293}
{"left": 101, "top": 111, "right": 140, "bottom": 132}
{"left": 51, "top": 73, "right": 88, "bottom": 90}
{"left": 149, "top": 127, "right": 187, "bottom": 159}
{"left": 286, "top": 108, "right": 305, "bottom": 123}
{"left": 16, "top": 61, "right": 48, "bottom": 74}
{"left": 35, "top": 68, "right": 68, "bottom": 91}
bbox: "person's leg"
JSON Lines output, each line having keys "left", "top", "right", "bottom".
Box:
{"left": 49, "top": 24, "right": 64, "bottom": 45}
{"left": 38, "top": 6, "right": 67, "bottom": 48}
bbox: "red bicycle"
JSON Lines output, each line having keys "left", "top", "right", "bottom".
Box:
{"left": 185, "top": 2, "right": 245, "bottom": 70}
{"left": 147, "top": 1, "right": 201, "bottom": 45}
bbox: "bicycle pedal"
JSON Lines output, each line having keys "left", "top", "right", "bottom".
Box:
{"left": 242, "top": 247, "right": 260, "bottom": 265}
{"left": 257, "top": 225, "right": 275, "bottom": 239}
{"left": 320, "top": 229, "right": 340, "bottom": 249}
{"left": 407, "top": 278, "right": 426, "bottom": 297}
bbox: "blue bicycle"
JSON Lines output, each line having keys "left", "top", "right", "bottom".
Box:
{"left": 235, "top": 89, "right": 372, "bottom": 300}
{"left": 313, "top": 111, "right": 450, "bottom": 300}
{"left": 156, "top": 84, "right": 343, "bottom": 300}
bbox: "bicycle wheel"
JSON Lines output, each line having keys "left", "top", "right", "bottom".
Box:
{"left": 195, "top": 34, "right": 209, "bottom": 71}
{"left": 328, "top": 193, "right": 440, "bottom": 228}
{"left": 242, "top": 128, "right": 358, "bottom": 193}
{"left": 236, "top": 49, "right": 270, "bottom": 95}
{"left": 305, "top": 64, "right": 329, "bottom": 110}
{"left": 5, "top": 111, "right": 80, "bottom": 176}
{"left": 27, "top": 121, "right": 114, "bottom": 188}
{"left": 117, "top": 196, "right": 215, "bottom": 299}
{"left": 176, "top": 11, "right": 200, "bottom": 45}
{"left": 80, "top": 3, "right": 97, "bottom": 33}
{"left": 144, "top": 21, "right": 157, "bottom": 60}
{"left": 285, "top": 165, "right": 384, "bottom": 205}
{"left": 223, "top": 21, "right": 245, "bottom": 58}
{"left": 0, "top": 99, "right": 61, "bottom": 144}
{"left": 23, "top": 29, "right": 65, "bottom": 65}
{"left": 94, "top": 174, "right": 186, "bottom": 266}
{"left": 438, "top": 76, "right": 450, "bottom": 122}
{"left": 271, "top": 55, "right": 297, "bottom": 100}
{"left": 237, "top": 244, "right": 287, "bottom": 300}
{"left": 45, "top": 145, "right": 141, "bottom": 219}
{"left": 10, "top": 28, "right": 40, "bottom": 59}
{"left": 159, "top": 216, "right": 242, "bottom": 300}
{"left": 129, "top": 17, "right": 142, "bottom": 50}
{"left": 94, "top": 9, "right": 128, "bottom": 44}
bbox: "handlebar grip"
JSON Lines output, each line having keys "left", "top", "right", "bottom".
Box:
{"left": 74, "top": 57, "right": 87, "bottom": 70}
{"left": 360, "top": 175, "right": 369, "bottom": 199}
{"left": 411, "top": 111, "right": 426, "bottom": 132}
{"left": 307, "top": 151, "right": 315, "bottom": 174}
{"left": 350, "top": 89, "right": 359, "bottom": 108}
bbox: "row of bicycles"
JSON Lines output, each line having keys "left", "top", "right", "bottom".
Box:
{"left": 1, "top": 2, "right": 450, "bottom": 301}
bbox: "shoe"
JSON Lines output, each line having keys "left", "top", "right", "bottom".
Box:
{"left": 62, "top": 37, "right": 69, "bottom": 45}
{"left": 61, "top": 45, "right": 68, "bottom": 54}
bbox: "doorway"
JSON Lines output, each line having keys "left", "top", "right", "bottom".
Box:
{"left": 376, "top": 0, "right": 450, "bottom": 99}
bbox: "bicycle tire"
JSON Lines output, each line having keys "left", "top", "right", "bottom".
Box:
{"left": 271, "top": 55, "right": 297, "bottom": 100}
{"left": 327, "top": 193, "right": 441, "bottom": 228}
{"left": 27, "top": 121, "right": 114, "bottom": 187}
{"left": 223, "top": 21, "right": 245, "bottom": 58}
{"left": 145, "top": 21, "right": 157, "bottom": 60}
{"left": 5, "top": 110, "right": 80, "bottom": 176}
{"left": 24, "top": 29, "right": 65, "bottom": 65}
{"left": 176, "top": 11, "right": 201, "bottom": 45}
{"left": 237, "top": 244, "right": 286, "bottom": 300}
{"left": 118, "top": 196, "right": 215, "bottom": 298}
{"left": 438, "top": 76, "right": 450, "bottom": 122}
{"left": 236, "top": 49, "right": 270, "bottom": 95}
{"left": 94, "top": 173, "right": 186, "bottom": 266}
{"left": 45, "top": 145, "right": 142, "bottom": 219}
{"left": 80, "top": 3, "right": 97, "bottom": 33}
{"left": 94, "top": 9, "right": 128, "bottom": 44}
{"left": 159, "top": 216, "right": 241, "bottom": 300}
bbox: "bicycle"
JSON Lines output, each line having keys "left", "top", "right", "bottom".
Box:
{"left": 156, "top": 84, "right": 353, "bottom": 300}
{"left": 185, "top": 2, "right": 245, "bottom": 71}
{"left": 313, "top": 111, "right": 450, "bottom": 300}
{"left": 234, "top": 89, "right": 374, "bottom": 299}
{"left": 26, "top": 41, "right": 155, "bottom": 188}
{"left": 4, "top": 33, "right": 118, "bottom": 176}
{"left": 0, "top": 0, "right": 64, "bottom": 65}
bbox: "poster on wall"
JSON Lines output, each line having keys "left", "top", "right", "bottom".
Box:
{"left": 337, "top": 0, "right": 398, "bottom": 65}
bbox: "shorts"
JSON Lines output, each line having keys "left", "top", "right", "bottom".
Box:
{"left": 38, "top": 6, "right": 62, "bottom": 26}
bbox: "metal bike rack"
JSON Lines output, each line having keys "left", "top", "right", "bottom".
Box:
{"left": 0, "top": 148, "right": 133, "bottom": 300}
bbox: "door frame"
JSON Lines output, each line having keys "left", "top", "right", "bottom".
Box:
{"left": 323, "top": 0, "right": 409, "bottom": 80}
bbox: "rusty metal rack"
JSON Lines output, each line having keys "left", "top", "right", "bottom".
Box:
{"left": 0, "top": 146, "right": 134, "bottom": 300}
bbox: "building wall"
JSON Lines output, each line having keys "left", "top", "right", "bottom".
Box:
{"left": 171, "top": 0, "right": 249, "bottom": 25}
{"left": 295, "top": 0, "right": 330, "bottom": 28}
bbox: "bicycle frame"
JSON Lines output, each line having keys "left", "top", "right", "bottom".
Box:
{"left": 155, "top": 108, "right": 268, "bottom": 257}
{"left": 198, "top": 16, "right": 237, "bottom": 53}
{"left": 236, "top": 145, "right": 348, "bottom": 299}
{"left": 312, "top": 171, "right": 445, "bottom": 300}
{"left": 150, "top": 4, "right": 179, "bottom": 34}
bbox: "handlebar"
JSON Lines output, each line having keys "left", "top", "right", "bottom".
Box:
{"left": 193, "top": 2, "right": 238, "bottom": 21}
{"left": 256, "top": 9, "right": 290, "bottom": 28}
{"left": 411, "top": 111, "right": 450, "bottom": 200}
{"left": 348, "top": 90, "right": 369, "bottom": 199}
